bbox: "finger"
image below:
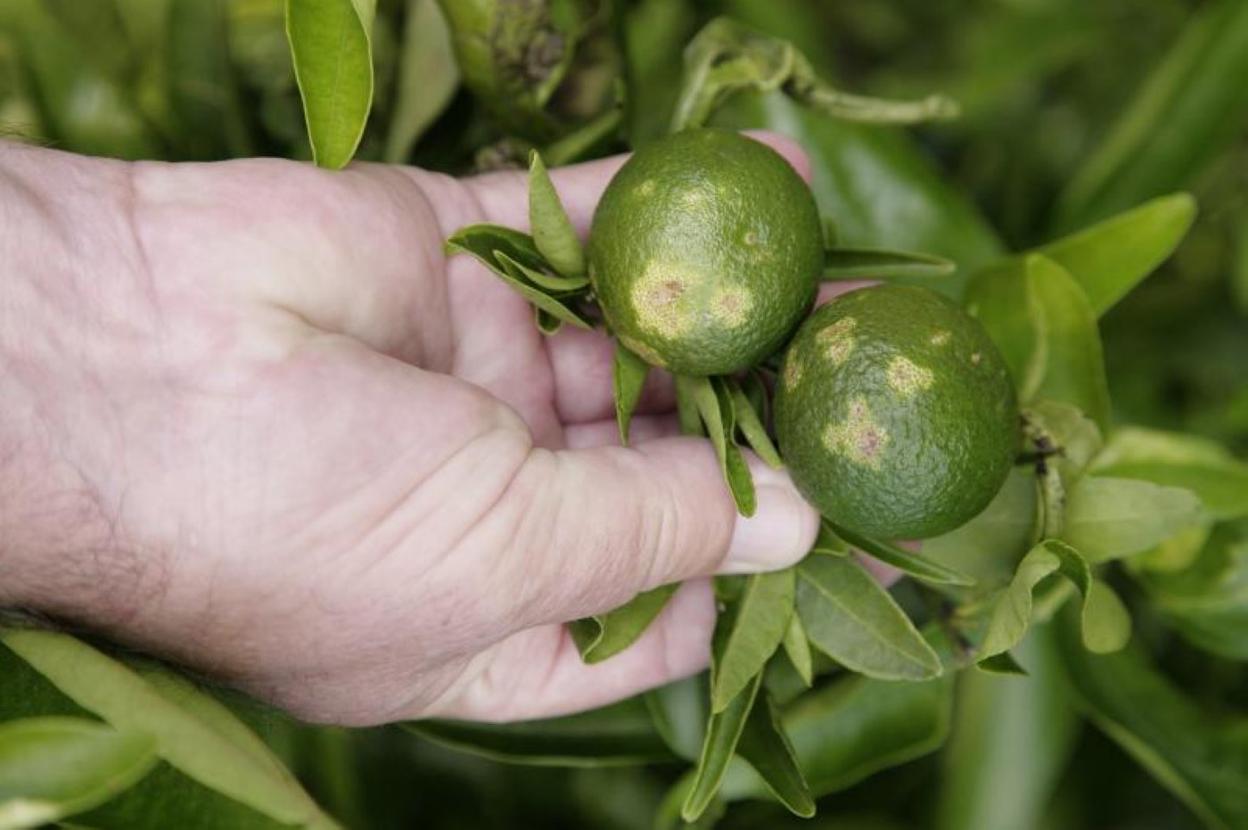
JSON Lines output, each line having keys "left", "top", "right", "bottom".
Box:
{"left": 563, "top": 414, "right": 681, "bottom": 450}
{"left": 546, "top": 326, "right": 676, "bottom": 424}
{"left": 424, "top": 580, "right": 716, "bottom": 722}
{"left": 483, "top": 439, "right": 819, "bottom": 629}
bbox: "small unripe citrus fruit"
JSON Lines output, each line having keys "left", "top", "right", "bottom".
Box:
{"left": 588, "top": 128, "right": 822, "bottom": 375}
{"left": 775, "top": 285, "right": 1018, "bottom": 539}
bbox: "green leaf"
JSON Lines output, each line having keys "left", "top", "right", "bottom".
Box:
{"left": 923, "top": 468, "right": 1039, "bottom": 596}
{"left": 383, "top": 0, "right": 457, "bottom": 162}
{"left": 780, "top": 615, "right": 813, "bottom": 687}
{"left": 612, "top": 344, "right": 649, "bottom": 446}
{"left": 1091, "top": 427, "right": 1248, "bottom": 520}
{"left": 644, "top": 675, "right": 707, "bottom": 762}
{"left": 569, "top": 584, "right": 678, "bottom": 665}
{"left": 1038, "top": 194, "right": 1197, "bottom": 316}
{"left": 1024, "top": 400, "right": 1104, "bottom": 487}
{"left": 976, "top": 651, "right": 1028, "bottom": 676}
{"left": 1056, "top": 0, "right": 1248, "bottom": 229}
{"left": 405, "top": 697, "right": 673, "bottom": 767}
{"left": 1055, "top": 610, "right": 1248, "bottom": 830}
{"left": 822, "top": 247, "right": 956, "bottom": 281}
{"left": 828, "top": 522, "right": 975, "bottom": 587}
{"left": 655, "top": 772, "right": 724, "bottom": 830}
{"left": 734, "top": 693, "right": 814, "bottom": 818}
{"left": 727, "top": 379, "right": 781, "bottom": 469}
{"left": 167, "top": 0, "right": 253, "bottom": 159}
{"left": 722, "top": 635, "right": 955, "bottom": 801}
{"left": 978, "top": 540, "right": 1130, "bottom": 661}
{"left": 1023, "top": 256, "right": 1112, "bottom": 432}
{"left": 796, "top": 555, "right": 941, "bottom": 681}
{"left": 688, "top": 376, "right": 755, "bottom": 516}
{"left": 527, "top": 151, "right": 585, "bottom": 277}
{"left": 286, "top": 0, "right": 375, "bottom": 169}
{"left": 937, "top": 624, "right": 1079, "bottom": 830}
{"left": 711, "top": 570, "right": 795, "bottom": 712}
{"left": 1063, "top": 476, "right": 1205, "bottom": 563}
{"left": 0, "top": 629, "right": 334, "bottom": 828}
{"left": 1137, "top": 522, "right": 1248, "bottom": 661}
{"left": 682, "top": 672, "right": 761, "bottom": 822}
{"left": 444, "top": 224, "right": 593, "bottom": 330}
{"left": 0, "top": 717, "right": 157, "bottom": 830}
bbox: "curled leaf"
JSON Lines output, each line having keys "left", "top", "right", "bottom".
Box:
{"left": 569, "top": 584, "right": 677, "bottom": 665}
{"left": 528, "top": 151, "right": 585, "bottom": 277}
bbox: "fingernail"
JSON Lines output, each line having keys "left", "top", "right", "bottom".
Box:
{"left": 722, "top": 466, "right": 820, "bottom": 574}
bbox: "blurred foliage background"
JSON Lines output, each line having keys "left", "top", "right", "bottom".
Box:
{"left": 1, "top": 0, "right": 1246, "bottom": 828}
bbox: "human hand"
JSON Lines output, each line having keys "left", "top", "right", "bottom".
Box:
{"left": 0, "top": 135, "right": 820, "bottom": 725}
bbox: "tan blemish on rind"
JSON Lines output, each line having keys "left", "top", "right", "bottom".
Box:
{"left": 630, "top": 262, "right": 696, "bottom": 339}
{"left": 886, "top": 356, "right": 935, "bottom": 396}
{"left": 635, "top": 179, "right": 656, "bottom": 197}
{"left": 816, "top": 317, "right": 858, "bottom": 366}
{"left": 930, "top": 330, "right": 951, "bottom": 346}
{"left": 784, "top": 354, "right": 804, "bottom": 389}
{"left": 823, "top": 397, "right": 889, "bottom": 469}
{"left": 970, "top": 352, "right": 983, "bottom": 366}
{"left": 712, "top": 286, "right": 753, "bottom": 328}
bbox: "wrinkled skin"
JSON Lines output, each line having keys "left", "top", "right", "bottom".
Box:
{"left": 0, "top": 135, "right": 821, "bottom": 725}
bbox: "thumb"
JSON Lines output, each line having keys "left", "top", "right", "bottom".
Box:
{"left": 495, "top": 438, "right": 820, "bottom": 626}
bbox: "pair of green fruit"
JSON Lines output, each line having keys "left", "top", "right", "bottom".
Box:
{"left": 592, "top": 129, "right": 1016, "bottom": 539}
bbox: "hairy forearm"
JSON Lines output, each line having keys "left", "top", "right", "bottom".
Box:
{"left": 0, "top": 142, "right": 151, "bottom": 618}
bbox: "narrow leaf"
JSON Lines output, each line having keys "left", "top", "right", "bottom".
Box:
{"left": 691, "top": 376, "right": 755, "bottom": 516}
{"left": 286, "top": 0, "right": 375, "bottom": 169}
{"left": 823, "top": 247, "right": 956, "bottom": 281}
{"left": 681, "top": 672, "right": 761, "bottom": 822}
{"left": 727, "top": 379, "right": 781, "bottom": 468}
{"left": 781, "top": 615, "right": 813, "bottom": 687}
{"left": 528, "top": 151, "right": 585, "bottom": 277}
{"left": 711, "top": 569, "right": 795, "bottom": 712}
{"left": 645, "top": 675, "right": 707, "bottom": 762}
{"left": 612, "top": 344, "right": 650, "bottom": 446}
{"left": 0, "top": 717, "right": 157, "bottom": 830}
{"left": 796, "top": 556, "right": 941, "bottom": 680}
{"left": 735, "top": 693, "right": 815, "bottom": 818}
{"left": 383, "top": 0, "right": 457, "bottom": 162}
{"left": 829, "top": 522, "right": 975, "bottom": 587}
{"left": 569, "top": 584, "right": 678, "bottom": 664}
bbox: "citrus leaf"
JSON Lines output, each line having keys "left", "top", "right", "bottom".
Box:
{"left": 711, "top": 569, "right": 795, "bottom": 713}
{"left": 937, "top": 624, "right": 1079, "bottom": 830}
{"left": 655, "top": 772, "right": 724, "bottom": 830}
{"left": 1038, "top": 194, "right": 1196, "bottom": 316}
{"left": 644, "top": 675, "right": 707, "bottom": 762}
{"left": 383, "top": 0, "right": 457, "bottom": 162}
{"left": 167, "top": 0, "right": 253, "bottom": 159}
{"left": 1055, "top": 609, "right": 1248, "bottom": 830}
{"left": 285, "top": 0, "right": 375, "bottom": 169}
{"left": 673, "top": 374, "right": 704, "bottom": 436}
{"left": 828, "top": 522, "right": 976, "bottom": 587}
{"left": 569, "top": 584, "right": 678, "bottom": 665}
{"left": 977, "top": 651, "right": 1028, "bottom": 676}
{"left": 734, "top": 693, "right": 814, "bottom": 818}
{"left": 1022, "top": 255, "right": 1112, "bottom": 432}
{"left": 822, "top": 247, "right": 956, "bottom": 281}
{"left": 780, "top": 615, "right": 813, "bottom": 687}
{"left": 978, "top": 539, "right": 1130, "bottom": 662}
{"left": 796, "top": 555, "right": 941, "bottom": 681}
{"left": 404, "top": 697, "right": 673, "bottom": 767}
{"left": 681, "top": 672, "right": 761, "bottom": 822}
{"left": 1024, "top": 400, "right": 1104, "bottom": 487}
{"left": 1063, "top": 476, "right": 1205, "bottom": 563}
{"left": 727, "top": 379, "right": 781, "bottom": 468}
{"left": 1136, "top": 522, "right": 1248, "bottom": 661}
{"left": 1091, "top": 427, "right": 1248, "bottom": 520}
{"left": 527, "top": 151, "right": 585, "bottom": 277}
{"left": 689, "top": 376, "right": 755, "bottom": 516}
{"left": 811, "top": 521, "right": 850, "bottom": 557}
{"left": 722, "top": 632, "right": 955, "bottom": 801}
{"left": 0, "top": 717, "right": 157, "bottom": 830}
{"left": 535, "top": 307, "right": 563, "bottom": 335}
{"left": 923, "top": 468, "right": 1038, "bottom": 596}
{"left": 0, "top": 629, "right": 334, "bottom": 828}
{"left": 612, "top": 343, "right": 649, "bottom": 446}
